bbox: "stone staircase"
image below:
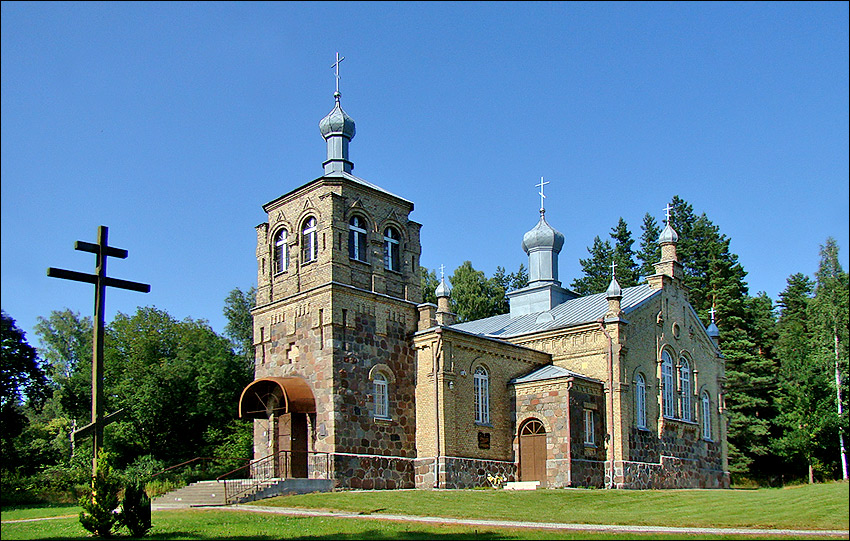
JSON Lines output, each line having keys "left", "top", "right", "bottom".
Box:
{"left": 152, "top": 478, "right": 334, "bottom": 507}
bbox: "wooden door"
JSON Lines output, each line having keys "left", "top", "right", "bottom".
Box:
{"left": 275, "top": 413, "right": 308, "bottom": 478}
{"left": 519, "top": 419, "right": 547, "bottom": 486}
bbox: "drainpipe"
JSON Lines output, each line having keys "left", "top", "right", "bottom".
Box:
{"left": 597, "top": 318, "right": 615, "bottom": 489}
{"left": 434, "top": 328, "right": 443, "bottom": 489}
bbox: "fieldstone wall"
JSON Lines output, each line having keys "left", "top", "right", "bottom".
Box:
{"left": 570, "top": 458, "right": 605, "bottom": 487}
{"left": 333, "top": 453, "right": 415, "bottom": 489}
{"left": 610, "top": 456, "right": 728, "bottom": 489}
{"left": 412, "top": 457, "right": 516, "bottom": 489}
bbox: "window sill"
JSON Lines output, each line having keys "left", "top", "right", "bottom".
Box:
{"left": 373, "top": 416, "right": 393, "bottom": 425}
{"left": 349, "top": 257, "right": 369, "bottom": 265}
{"left": 583, "top": 443, "right": 597, "bottom": 448}
{"left": 474, "top": 422, "right": 492, "bottom": 428}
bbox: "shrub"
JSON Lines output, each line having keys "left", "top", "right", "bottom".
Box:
{"left": 79, "top": 452, "right": 121, "bottom": 538}
{"left": 119, "top": 480, "right": 151, "bottom": 537}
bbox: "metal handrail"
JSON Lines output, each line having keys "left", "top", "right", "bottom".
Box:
{"left": 217, "top": 450, "right": 331, "bottom": 504}
{"left": 150, "top": 456, "right": 252, "bottom": 480}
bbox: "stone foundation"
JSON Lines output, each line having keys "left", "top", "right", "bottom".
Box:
{"left": 607, "top": 456, "right": 729, "bottom": 489}
{"left": 569, "top": 458, "right": 605, "bottom": 488}
{"left": 332, "top": 453, "right": 415, "bottom": 489}
{"left": 413, "top": 457, "right": 517, "bottom": 489}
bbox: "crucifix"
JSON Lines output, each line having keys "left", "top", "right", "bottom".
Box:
{"left": 47, "top": 226, "right": 150, "bottom": 478}
{"left": 709, "top": 306, "right": 717, "bottom": 323}
{"left": 536, "top": 176, "right": 549, "bottom": 213}
{"left": 610, "top": 260, "right": 618, "bottom": 279}
{"left": 332, "top": 52, "right": 345, "bottom": 96}
{"left": 664, "top": 202, "right": 673, "bottom": 225}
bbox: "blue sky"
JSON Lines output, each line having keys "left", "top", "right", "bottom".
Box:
{"left": 2, "top": 2, "right": 848, "bottom": 346}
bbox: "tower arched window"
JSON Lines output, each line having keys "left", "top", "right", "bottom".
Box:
{"left": 349, "top": 216, "right": 367, "bottom": 262}
{"left": 679, "top": 358, "right": 692, "bottom": 421}
{"left": 383, "top": 226, "right": 400, "bottom": 272}
{"left": 635, "top": 372, "right": 647, "bottom": 429}
{"left": 702, "top": 391, "right": 712, "bottom": 440}
{"left": 373, "top": 373, "right": 389, "bottom": 419}
{"left": 474, "top": 366, "right": 490, "bottom": 425}
{"left": 273, "top": 229, "right": 288, "bottom": 274}
{"left": 661, "top": 350, "right": 675, "bottom": 418}
{"left": 302, "top": 217, "right": 317, "bottom": 263}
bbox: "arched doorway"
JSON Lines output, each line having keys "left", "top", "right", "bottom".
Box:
{"left": 238, "top": 377, "right": 316, "bottom": 478}
{"left": 519, "top": 418, "right": 547, "bottom": 487}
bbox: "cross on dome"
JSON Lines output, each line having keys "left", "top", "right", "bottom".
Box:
{"left": 536, "top": 176, "right": 549, "bottom": 214}
{"left": 664, "top": 203, "right": 673, "bottom": 225}
{"left": 440, "top": 264, "right": 446, "bottom": 280}
{"left": 610, "top": 259, "right": 618, "bottom": 279}
{"left": 709, "top": 306, "right": 717, "bottom": 322}
{"left": 332, "top": 52, "right": 345, "bottom": 97}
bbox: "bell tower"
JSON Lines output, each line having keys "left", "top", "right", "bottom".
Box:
{"left": 243, "top": 55, "right": 422, "bottom": 489}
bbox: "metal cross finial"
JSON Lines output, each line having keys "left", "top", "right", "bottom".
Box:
{"left": 440, "top": 264, "right": 446, "bottom": 280}
{"left": 709, "top": 306, "right": 716, "bottom": 323}
{"left": 611, "top": 260, "right": 618, "bottom": 279}
{"left": 664, "top": 203, "right": 673, "bottom": 225}
{"left": 332, "top": 52, "right": 345, "bottom": 96}
{"left": 536, "top": 176, "right": 549, "bottom": 213}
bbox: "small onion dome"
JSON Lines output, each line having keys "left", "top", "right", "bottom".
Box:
{"left": 606, "top": 276, "right": 622, "bottom": 298}
{"left": 659, "top": 223, "right": 678, "bottom": 244}
{"left": 319, "top": 93, "right": 356, "bottom": 139}
{"left": 435, "top": 278, "right": 451, "bottom": 298}
{"left": 521, "top": 213, "right": 565, "bottom": 254}
{"left": 706, "top": 321, "right": 720, "bottom": 339}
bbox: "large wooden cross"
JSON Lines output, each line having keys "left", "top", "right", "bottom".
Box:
{"left": 47, "top": 225, "right": 150, "bottom": 476}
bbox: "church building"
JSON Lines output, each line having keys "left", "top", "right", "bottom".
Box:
{"left": 237, "top": 82, "right": 729, "bottom": 490}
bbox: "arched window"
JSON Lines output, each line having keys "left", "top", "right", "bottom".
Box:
{"left": 635, "top": 373, "right": 647, "bottom": 429}
{"left": 474, "top": 366, "right": 490, "bottom": 425}
{"left": 383, "top": 226, "right": 400, "bottom": 272}
{"left": 679, "top": 358, "right": 692, "bottom": 421}
{"left": 661, "top": 350, "right": 675, "bottom": 418}
{"left": 348, "top": 216, "right": 367, "bottom": 262}
{"left": 702, "top": 391, "right": 712, "bottom": 440}
{"left": 302, "top": 217, "right": 317, "bottom": 263}
{"left": 273, "top": 229, "right": 288, "bottom": 274}
{"left": 373, "top": 373, "right": 389, "bottom": 419}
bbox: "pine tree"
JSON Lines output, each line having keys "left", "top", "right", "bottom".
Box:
{"left": 774, "top": 272, "right": 818, "bottom": 481}
{"left": 636, "top": 212, "right": 661, "bottom": 280}
{"left": 610, "top": 217, "right": 639, "bottom": 289}
{"left": 571, "top": 236, "right": 614, "bottom": 296}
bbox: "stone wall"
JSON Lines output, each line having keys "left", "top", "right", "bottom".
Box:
{"left": 412, "top": 457, "right": 516, "bottom": 489}
{"left": 333, "top": 453, "right": 415, "bottom": 489}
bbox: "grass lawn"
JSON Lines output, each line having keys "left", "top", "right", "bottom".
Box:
{"left": 252, "top": 481, "right": 850, "bottom": 531}
{"left": 1, "top": 509, "right": 841, "bottom": 540}
{"left": 2, "top": 482, "right": 847, "bottom": 540}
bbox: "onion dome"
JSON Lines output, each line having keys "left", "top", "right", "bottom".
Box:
{"left": 659, "top": 222, "right": 678, "bottom": 244}
{"left": 706, "top": 321, "right": 720, "bottom": 339}
{"left": 435, "top": 277, "right": 451, "bottom": 298}
{"left": 522, "top": 212, "right": 565, "bottom": 254}
{"left": 319, "top": 92, "right": 356, "bottom": 140}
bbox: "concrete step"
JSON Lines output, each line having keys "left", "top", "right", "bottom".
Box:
{"left": 503, "top": 481, "right": 540, "bottom": 490}
{"left": 152, "top": 478, "right": 335, "bottom": 506}
{"left": 152, "top": 480, "right": 226, "bottom": 506}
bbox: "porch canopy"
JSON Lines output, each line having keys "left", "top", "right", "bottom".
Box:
{"left": 238, "top": 377, "right": 316, "bottom": 419}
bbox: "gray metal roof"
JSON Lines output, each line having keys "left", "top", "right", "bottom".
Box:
{"left": 450, "top": 283, "right": 659, "bottom": 338}
{"left": 322, "top": 170, "right": 413, "bottom": 206}
{"left": 509, "top": 364, "right": 600, "bottom": 385}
